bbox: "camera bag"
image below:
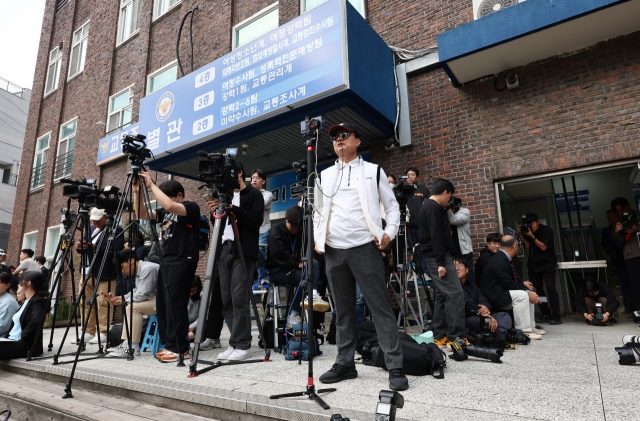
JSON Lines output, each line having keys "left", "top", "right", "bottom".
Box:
{"left": 362, "top": 334, "right": 447, "bottom": 378}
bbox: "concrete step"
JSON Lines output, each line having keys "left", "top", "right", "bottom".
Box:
{"left": 0, "top": 372, "right": 219, "bottom": 421}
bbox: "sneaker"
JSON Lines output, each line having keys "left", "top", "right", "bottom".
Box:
{"left": 388, "top": 368, "right": 409, "bottom": 391}
{"left": 303, "top": 292, "right": 330, "bottom": 313}
{"left": 609, "top": 317, "right": 618, "bottom": 325}
{"left": 549, "top": 317, "right": 563, "bottom": 325}
{"left": 88, "top": 333, "right": 107, "bottom": 344}
{"left": 155, "top": 348, "right": 170, "bottom": 359}
{"left": 434, "top": 336, "right": 448, "bottom": 349}
{"left": 200, "top": 338, "right": 221, "bottom": 351}
{"left": 287, "top": 314, "right": 302, "bottom": 327}
{"left": 227, "top": 348, "right": 252, "bottom": 361}
{"left": 532, "top": 327, "right": 546, "bottom": 335}
{"left": 260, "top": 279, "right": 270, "bottom": 289}
{"left": 70, "top": 333, "right": 94, "bottom": 345}
{"left": 319, "top": 363, "right": 358, "bottom": 384}
{"left": 107, "top": 344, "right": 140, "bottom": 357}
{"left": 218, "top": 346, "right": 235, "bottom": 360}
{"left": 524, "top": 332, "right": 542, "bottom": 340}
{"left": 159, "top": 350, "right": 189, "bottom": 363}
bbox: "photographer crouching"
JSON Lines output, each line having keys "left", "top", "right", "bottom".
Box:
{"left": 575, "top": 280, "right": 619, "bottom": 325}
{"left": 520, "top": 213, "right": 561, "bottom": 325}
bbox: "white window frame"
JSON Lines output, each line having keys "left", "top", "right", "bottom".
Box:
{"left": 301, "top": 0, "right": 366, "bottom": 17}
{"left": 32, "top": 132, "right": 50, "bottom": 190}
{"left": 44, "top": 225, "right": 63, "bottom": 262}
{"left": 68, "top": 20, "right": 91, "bottom": 80}
{"left": 107, "top": 85, "right": 134, "bottom": 133}
{"left": 44, "top": 46, "right": 63, "bottom": 96}
{"left": 23, "top": 230, "right": 38, "bottom": 252}
{"left": 117, "top": 0, "right": 142, "bottom": 46}
{"left": 147, "top": 61, "right": 178, "bottom": 94}
{"left": 54, "top": 117, "right": 77, "bottom": 181}
{"left": 153, "top": 0, "right": 181, "bottom": 20}
{"left": 232, "top": 2, "right": 279, "bottom": 50}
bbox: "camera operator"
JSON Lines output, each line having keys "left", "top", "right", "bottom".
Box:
{"left": 475, "top": 233, "right": 503, "bottom": 286}
{"left": 454, "top": 257, "right": 511, "bottom": 333}
{"left": 613, "top": 200, "right": 640, "bottom": 316}
{"left": 419, "top": 178, "right": 465, "bottom": 347}
{"left": 601, "top": 209, "right": 632, "bottom": 313}
{"left": 575, "top": 280, "right": 619, "bottom": 325}
{"left": 207, "top": 162, "right": 264, "bottom": 362}
{"left": 314, "top": 122, "right": 407, "bottom": 392}
{"left": 102, "top": 249, "right": 159, "bottom": 357}
{"left": 133, "top": 175, "right": 200, "bottom": 363}
{"left": 74, "top": 208, "right": 124, "bottom": 345}
{"left": 480, "top": 236, "right": 544, "bottom": 340}
{"left": 447, "top": 199, "right": 474, "bottom": 283}
{"left": 520, "top": 213, "right": 561, "bottom": 325}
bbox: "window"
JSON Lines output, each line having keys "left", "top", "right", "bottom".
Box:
{"left": 44, "top": 225, "right": 62, "bottom": 262}
{"left": 302, "top": 0, "right": 365, "bottom": 17}
{"left": 117, "top": 0, "right": 141, "bottom": 45}
{"left": 154, "top": 0, "right": 181, "bottom": 20}
{"left": 147, "top": 62, "right": 177, "bottom": 94}
{"left": 32, "top": 133, "right": 50, "bottom": 190}
{"left": 68, "top": 21, "right": 90, "bottom": 79}
{"left": 45, "top": 47, "right": 63, "bottom": 96}
{"left": 55, "top": 0, "right": 69, "bottom": 12}
{"left": 107, "top": 87, "right": 133, "bottom": 132}
{"left": 23, "top": 231, "right": 38, "bottom": 252}
{"left": 54, "top": 119, "right": 76, "bottom": 180}
{"left": 233, "top": 3, "right": 279, "bottom": 49}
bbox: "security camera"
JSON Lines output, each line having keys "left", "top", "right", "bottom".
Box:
{"left": 505, "top": 74, "right": 519, "bottom": 90}
{"left": 385, "top": 138, "right": 399, "bottom": 151}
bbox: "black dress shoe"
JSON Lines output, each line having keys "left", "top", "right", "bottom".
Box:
{"left": 319, "top": 363, "right": 358, "bottom": 384}
{"left": 549, "top": 317, "right": 563, "bottom": 325}
{"left": 535, "top": 315, "right": 551, "bottom": 323}
{"left": 389, "top": 368, "right": 409, "bottom": 391}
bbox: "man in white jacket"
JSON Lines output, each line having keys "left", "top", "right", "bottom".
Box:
{"left": 314, "top": 122, "right": 408, "bottom": 392}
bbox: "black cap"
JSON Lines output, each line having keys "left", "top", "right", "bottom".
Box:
{"left": 328, "top": 123, "right": 358, "bottom": 138}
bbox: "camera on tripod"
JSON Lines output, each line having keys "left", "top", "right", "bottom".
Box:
{"left": 122, "top": 134, "right": 151, "bottom": 162}
{"left": 82, "top": 185, "right": 125, "bottom": 214}
{"left": 198, "top": 148, "right": 239, "bottom": 205}
{"left": 61, "top": 178, "right": 97, "bottom": 204}
{"left": 392, "top": 177, "right": 415, "bottom": 205}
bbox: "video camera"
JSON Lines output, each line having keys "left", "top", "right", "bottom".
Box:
{"left": 81, "top": 185, "right": 125, "bottom": 214}
{"left": 300, "top": 116, "right": 322, "bottom": 138}
{"left": 520, "top": 214, "right": 532, "bottom": 234}
{"left": 392, "top": 177, "right": 415, "bottom": 206}
{"left": 443, "top": 195, "right": 462, "bottom": 211}
{"left": 122, "top": 134, "right": 151, "bottom": 165}
{"left": 197, "top": 148, "right": 239, "bottom": 206}
{"left": 61, "top": 178, "right": 97, "bottom": 205}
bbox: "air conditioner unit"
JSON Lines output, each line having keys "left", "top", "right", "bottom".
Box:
{"left": 472, "top": 0, "right": 526, "bottom": 20}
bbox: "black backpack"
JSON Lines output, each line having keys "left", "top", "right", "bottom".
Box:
{"left": 362, "top": 335, "right": 447, "bottom": 378}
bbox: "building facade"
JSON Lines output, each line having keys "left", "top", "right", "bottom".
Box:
{"left": 10, "top": 0, "right": 640, "bottom": 300}
{"left": 0, "top": 77, "right": 30, "bottom": 250}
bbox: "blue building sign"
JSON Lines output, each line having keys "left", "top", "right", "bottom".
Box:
{"left": 97, "top": 0, "right": 346, "bottom": 165}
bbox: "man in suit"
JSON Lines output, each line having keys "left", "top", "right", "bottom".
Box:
{"left": 480, "top": 235, "right": 544, "bottom": 340}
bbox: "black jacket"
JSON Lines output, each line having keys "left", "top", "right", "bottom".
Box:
{"left": 78, "top": 224, "right": 125, "bottom": 281}
{"left": 527, "top": 223, "right": 557, "bottom": 273}
{"left": 480, "top": 251, "right": 528, "bottom": 310}
{"left": 406, "top": 185, "right": 430, "bottom": 228}
{"left": 419, "top": 199, "right": 455, "bottom": 266}
{"left": 266, "top": 221, "right": 301, "bottom": 271}
{"left": 475, "top": 247, "right": 494, "bottom": 286}
{"left": 3, "top": 295, "right": 47, "bottom": 358}
{"left": 212, "top": 184, "right": 264, "bottom": 261}
{"left": 575, "top": 282, "right": 619, "bottom": 315}
{"left": 463, "top": 280, "right": 492, "bottom": 317}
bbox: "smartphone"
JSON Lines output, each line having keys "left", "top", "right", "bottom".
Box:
{"left": 203, "top": 193, "right": 214, "bottom": 202}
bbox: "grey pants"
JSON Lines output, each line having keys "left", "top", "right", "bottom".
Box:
{"left": 425, "top": 254, "right": 466, "bottom": 340}
{"left": 325, "top": 242, "right": 403, "bottom": 370}
{"left": 219, "top": 243, "right": 256, "bottom": 350}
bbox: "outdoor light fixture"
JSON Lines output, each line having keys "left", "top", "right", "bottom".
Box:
{"left": 242, "top": 144, "right": 249, "bottom": 155}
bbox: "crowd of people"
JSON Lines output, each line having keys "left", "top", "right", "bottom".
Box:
{"left": 0, "top": 121, "right": 635, "bottom": 393}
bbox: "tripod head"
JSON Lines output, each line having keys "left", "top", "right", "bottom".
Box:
{"left": 122, "top": 134, "right": 151, "bottom": 168}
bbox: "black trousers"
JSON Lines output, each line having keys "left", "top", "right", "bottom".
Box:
{"left": 463, "top": 252, "right": 475, "bottom": 284}
{"left": 156, "top": 260, "right": 197, "bottom": 353}
{"left": 528, "top": 267, "right": 561, "bottom": 318}
{"left": 204, "top": 271, "right": 225, "bottom": 340}
{"left": 623, "top": 256, "right": 640, "bottom": 311}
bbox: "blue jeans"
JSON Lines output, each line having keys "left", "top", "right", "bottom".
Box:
{"left": 257, "top": 230, "right": 270, "bottom": 282}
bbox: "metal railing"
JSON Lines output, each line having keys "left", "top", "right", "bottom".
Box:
{"left": 31, "top": 163, "right": 47, "bottom": 190}
{"left": 54, "top": 150, "right": 74, "bottom": 180}
{"left": 0, "top": 76, "right": 26, "bottom": 98}
{"left": 1, "top": 173, "right": 18, "bottom": 186}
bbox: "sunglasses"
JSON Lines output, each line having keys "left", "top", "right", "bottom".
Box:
{"left": 330, "top": 132, "right": 353, "bottom": 141}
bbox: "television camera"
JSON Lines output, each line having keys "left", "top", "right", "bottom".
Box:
{"left": 197, "top": 148, "right": 239, "bottom": 207}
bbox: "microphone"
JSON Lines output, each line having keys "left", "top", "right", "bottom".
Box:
{"left": 78, "top": 185, "right": 95, "bottom": 193}
{"left": 197, "top": 150, "right": 209, "bottom": 157}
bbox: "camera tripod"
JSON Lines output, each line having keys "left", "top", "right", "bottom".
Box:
{"left": 189, "top": 176, "right": 271, "bottom": 377}
{"left": 27, "top": 197, "right": 85, "bottom": 360}
{"left": 269, "top": 121, "right": 336, "bottom": 410}
{"left": 388, "top": 205, "right": 433, "bottom": 332}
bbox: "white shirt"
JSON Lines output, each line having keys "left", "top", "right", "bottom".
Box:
{"left": 326, "top": 159, "right": 374, "bottom": 249}
{"left": 222, "top": 191, "right": 241, "bottom": 242}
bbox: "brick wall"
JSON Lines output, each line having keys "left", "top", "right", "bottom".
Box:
{"left": 10, "top": 0, "right": 640, "bottom": 300}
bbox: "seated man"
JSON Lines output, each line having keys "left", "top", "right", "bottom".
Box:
{"left": 454, "top": 257, "right": 511, "bottom": 333}
{"left": 575, "top": 280, "right": 619, "bottom": 325}
{"left": 0, "top": 273, "right": 19, "bottom": 337}
{"left": 480, "top": 236, "right": 544, "bottom": 340}
{"left": 102, "top": 249, "right": 159, "bottom": 357}
{"left": 266, "top": 206, "right": 329, "bottom": 326}
{"left": 475, "top": 233, "right": 503, "bottom": 286}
